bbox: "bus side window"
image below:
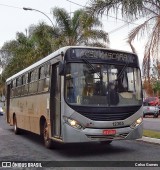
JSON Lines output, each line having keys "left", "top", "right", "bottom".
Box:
{"left": 12, "top": 79, "right": 16, "bottom": 97}
{"left": 29, "top": 69, "right": 38, "bottom": 94}
{"left": 17, "top": 77, "right": 22, "bottom": 96}
{"left": 44, "top": 64, "right": 50, "bottom": 91}
{"left": 21, "top": 73, "right": 29, "bottom": 96}
{"left": 38, "top": 66, "right": 45, "bottom": 92}
{"left": 38, "top": 64, "right": 50, "bottom": 92}
{"left": 10, "top": 81, "right": 13, "bottom": 98}
{"left": 14, "top": 77, "right": 21, "bottom": 97}
{"left": 21, "top": 75, "right": 25, "bottom": 95}
{"left": 39, "top": 66, "right": 45, "bottom": 79}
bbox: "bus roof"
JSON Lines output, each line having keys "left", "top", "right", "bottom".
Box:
{"left": 6, "top": 46, "right": 137, "bottom": 83}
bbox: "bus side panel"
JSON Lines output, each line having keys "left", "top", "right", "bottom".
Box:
{"left": 9, "top": 93, "right": 50, "bottom": 135}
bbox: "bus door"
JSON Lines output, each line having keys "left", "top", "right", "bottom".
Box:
{"left": 50, "top": 64, "right": 61, "bottom": 138}
{"left": 6, "top": 84, "right": 11, "bottom": 123}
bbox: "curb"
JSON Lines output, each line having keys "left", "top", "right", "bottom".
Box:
{"left": 137, "top": 136, "right": 160, "bottom": 144}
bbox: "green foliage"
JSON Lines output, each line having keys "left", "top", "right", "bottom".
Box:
{"left": 1, "top": 22, "right": 59, "bottom": 80}
{"left": 0, "top": 7, "right": 109, "bottom": 93}
{"left": 152, "top": 81, "right": 160, "bottom": 94}
{"left": 88, "top": 0, "right": 144, "bottom": 19}
{"left": 51, "top": 7, "right": 109, "bottom": 47}
{"left": 143, "top": 130, "right": 160, "bottom": 139}
{"left": 2, "top": 32, "right": 35, "bottom": 78}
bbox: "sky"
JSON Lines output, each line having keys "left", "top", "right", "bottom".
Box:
{"left": 0, "top": 0, "right": 146, "bottom": 68}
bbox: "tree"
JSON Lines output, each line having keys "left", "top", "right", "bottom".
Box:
{"left": 1, "top": 22, "right": 57, "bottom": 79}
{"left": 1, "top": 32, "right": 35, "bottom": 79}
{"left": 143, "top": 79, "right": 153, "bottom": 96}
{"left": 152, "top": 81, "right": 160, "bottom": 96}
{"left": 0, "top": 7, "right": 110, "bottom": 94}
{"left": 88, "top": 0, "right": 160, "bottom": 79}
{"left": 88, "top": 0, "right": 144, "bottom": 19}
{"left": 151, "top": 59, "right": 160, "bottom": 80}
{"left": 51, "top": 7, "right": 109, "bottom": 47}
{"left": 88, "top": 0, "right": 160, "bottom": 95}
{"left": 29, "top": 22, "right": 58, "bottom": 60}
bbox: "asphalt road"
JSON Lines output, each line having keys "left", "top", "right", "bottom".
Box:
{"left": 0, "top": 115, "right": 160, "bottom": 170}
{"left": 143, "top": 117, "right": 160, "bottom": 131}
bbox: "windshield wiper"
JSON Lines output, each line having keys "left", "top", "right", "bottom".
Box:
{"left": 82, "top": 58, "right": 101, "bottom": 78}
{"left": 116, "top": 61, "right": 128, "bottom": 80}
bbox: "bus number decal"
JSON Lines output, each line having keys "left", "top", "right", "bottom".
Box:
{"left": 113, "top": 121, "right": 124, "bottom": 127}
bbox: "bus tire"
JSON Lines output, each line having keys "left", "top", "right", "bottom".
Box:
{"left": 43, "top": 121, "right": 53, "bottom": 149}
{"left": 100, "top": 141, "right": 112, "bottom": 145}
{"left": 13, "top": 115, "right": 20, "bottom": 134}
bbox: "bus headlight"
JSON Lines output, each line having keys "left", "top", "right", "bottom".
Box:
{"left": 130, "top": 117, "right": 143, "bottom": 129}
{"left": 63, "top": 117, "right": 84, "bottom": 130}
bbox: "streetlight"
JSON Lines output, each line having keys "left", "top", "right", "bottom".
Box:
{"left": 23, "top": 7, "right": 54, "bottom": 28}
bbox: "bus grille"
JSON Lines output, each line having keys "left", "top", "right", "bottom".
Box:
{"left": 86, "top": 133, "right": 129, "bottom": 140}
{"left": 81, "top": 112, "right": 134, "bottom": 121}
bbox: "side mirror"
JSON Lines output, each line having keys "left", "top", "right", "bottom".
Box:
{"left": 59, "top": 61, "right": 65, "bottom": 75}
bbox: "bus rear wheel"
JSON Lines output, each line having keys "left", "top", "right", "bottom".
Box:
{"left": 43, "top": 121, "right": 53, "bottom": 149}
{"left": 13, "top": 115, "right": 20, "bottom": 134}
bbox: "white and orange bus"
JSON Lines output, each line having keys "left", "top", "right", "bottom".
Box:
{"left": 6, "top": 46, "right": 143, "bottom": 148}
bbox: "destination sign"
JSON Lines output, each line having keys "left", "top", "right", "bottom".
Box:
{"left": 70, "top": 48, "right": 136, "bottom": 63}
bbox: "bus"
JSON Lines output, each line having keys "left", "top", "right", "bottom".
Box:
{"left": 5, "top": 46, "right": 143, "bottom": 148}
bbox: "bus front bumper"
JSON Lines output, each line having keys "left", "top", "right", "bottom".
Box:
{"left": 62, "top": 122, "right": 143, "bottom": 143}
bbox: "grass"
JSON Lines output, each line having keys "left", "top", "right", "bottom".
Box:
{"left": 143, "top": 130, "right": 160, "bottom": 139}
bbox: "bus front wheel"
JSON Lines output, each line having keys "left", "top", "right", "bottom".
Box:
{"left": 13, "top": 115, "right": 20, "bottom": 134}
{"left": 43, "top": 121, "right": 53, "bottom": 149}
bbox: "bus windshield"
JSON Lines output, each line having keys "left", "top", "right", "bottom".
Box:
{"left": 65, "top": 63, "right": 142, "bottom": 107}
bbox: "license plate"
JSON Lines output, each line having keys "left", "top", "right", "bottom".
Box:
{"left": 103, "top": 129, "right": 116, "bottom": 135}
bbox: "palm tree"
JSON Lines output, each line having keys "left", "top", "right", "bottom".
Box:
{"left": 51, "top": 7, "right": 109, "bottom": 47}
{"left": 1, "top": 8, "right": 109, "bottom": 81}
{"left": 29, "top": 22, "right": 58, "bottom": 60}
{"left": 88, "top": 0, "right": 160, "bottom": 82}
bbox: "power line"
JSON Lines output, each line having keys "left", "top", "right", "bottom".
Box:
{"left": 66, "top": 0, "right": 141, "bottom": 34}
{"left": 0, "top": 1, "right": 141, "bottom": 35}
{"left": 66, "top": 0, "right": 138, "bottom": 25}
{"left": 0, "top": 1, "right": 139, "bottom": 27}
{"left": 66, "top": 0, "right": 84, "bottom": 8}
{"left": 0, "top": 3, "right": 52, "bottom": 15}
{"left": 0, "top": 3, "right": 22, "bottom": 10}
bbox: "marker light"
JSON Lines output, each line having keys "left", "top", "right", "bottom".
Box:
{"left": 130, "top": 117, "right": 143, "bottom": 129}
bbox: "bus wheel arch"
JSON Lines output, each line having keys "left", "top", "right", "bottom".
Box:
{"left": 40, "top": 116, "right": 53, "bottom": 149}
{"left": 13, "top": 113, "right": 20, "bottom": 134}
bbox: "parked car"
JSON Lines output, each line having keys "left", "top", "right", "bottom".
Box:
{"left": 143, "top": 97, "right": 160, "bottom": 106}
{"left": 0, "top": 107, "right": 4, "bottom": 116}
{"left": 143, "top": 105, "right": 159, "bottom": 118}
